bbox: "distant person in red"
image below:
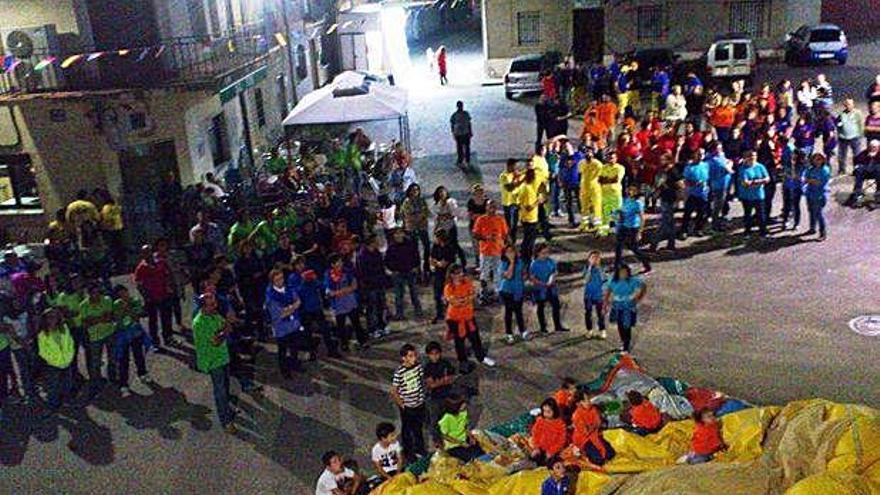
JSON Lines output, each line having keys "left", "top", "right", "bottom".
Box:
{"left": 541, "top": 71, "right": 557, "bottom": 100}
{"left": 552, "top": 377, "right": 577, "bottom": 418}
{"left": 529, "top": 398, "right": 568, "bottom": 466}
{"left": 437, "top": 45, "right": 448, "bottom": 86}
{"left": 679, "top": 409, "right": 726, "bottom": 464}
{"left": 621, "top": 390, "right": 664, "bottom": 436}
{"left": 133, "top": 244, "right": 174, "bottom": 351}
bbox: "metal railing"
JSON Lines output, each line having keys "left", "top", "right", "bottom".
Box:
{"left": 0, "top": 26, "right": 277, "bottom": 96}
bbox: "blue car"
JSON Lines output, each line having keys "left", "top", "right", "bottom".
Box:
{"left": 784, "top": 24, "right": 848, "bottom": 66}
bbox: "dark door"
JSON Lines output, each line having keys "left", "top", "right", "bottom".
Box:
{"left": 573, "top": 9, "right": 605, "bottom": 63}
{"left": 118, "top": 141, "right": 179, "bottom": 246}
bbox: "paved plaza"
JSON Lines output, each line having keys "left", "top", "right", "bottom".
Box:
{"left": 3, "top": 26, "right": 879, "bottom": 495}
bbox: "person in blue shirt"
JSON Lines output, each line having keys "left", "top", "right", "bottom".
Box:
{"left": 781, "top": 146, "right": 807, "bottom": 230}
{"left": 679, "top": 149, "right": 711, "bottom": 239}
{"left": 737, "top": 150, "right": 771, "bottom": 237}
{"left": 497, "top": 244, "right": 527, "bottom": 344}
{"left": 541, "top": 458, "right": 570, "bottom": 495}
{"left": 614, "top": 184, "right": 651, "bottom": 274}
{"left": 706, "top": 141, "right": 734, "bottom": 231}
{"left": 265, "top": 268, "right": 304, "bottom": 377}
{"left": 684, "top": 73, "right": 703, "bottom": 96}
{"left": 603, "top": 264, "right": 647, "bottom": 353}
{"left": 651, "top": 67, "right": 670, "bottom": 111}
{"left": 558, "top": 140, "right": 582, "bottom": 227}
{"left": 289, "top": 256, "right": 340, "bottom": 359}
{"left": 803, "top": 152, "right": 832, "bottom": 240}
{"left": 530, "top": 243, "right": 569, "bottom": 334}
{"left": 583, "top": 250, "right": 607, "bottom": 340}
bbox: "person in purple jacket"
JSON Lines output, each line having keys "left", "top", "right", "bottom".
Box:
{"left": 325, "top": 254, "right": 365, "bottom": 352}
{"left": 265, "top": 268, "right": 304, "bottom": 376}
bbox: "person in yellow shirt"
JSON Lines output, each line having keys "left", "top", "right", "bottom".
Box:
{"left": 597, "top": 151, "right": 626, "bottom": 236}
{"left": 100, "top": 196, "right": 125, "bottom": 271}
{"left": 498, "top": 159, "right": 523, "bottom": 240}
{"left": 531, "top": 145, "right": 552, "bottom": 241}
{"left": 578, "top": 147, "right": 603, "bottom": 232}
{"left": 517, "top": 167, "right": 540, "bottom": 264}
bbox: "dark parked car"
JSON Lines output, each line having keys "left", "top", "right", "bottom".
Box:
{"left": 784, "top": 24, "right": 848, "bottom": 66}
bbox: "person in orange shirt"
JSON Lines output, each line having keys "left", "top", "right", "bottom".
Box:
{"left": 595, "top": 94, "right": 618, "bottom": 132}
{"left": 571, "top": 390, "right": 615, "bottom": 466}
{"left": 709, "top": 97, "right": 737, "bottom": 143}
{"left": 621, "top": 390, "right": 663, "bottom": 436}
{"left": 581, "top": 110, "right": 609, "bottom": 149}
{"left": 472, "top": 199, "right": 509, "bottom": 304}
{"left": 552, "top": 377, "right": 577, "bottom": 418}
{"left": 680, "top": 409, "right": 726, "bottom": 464}
{"left": 530, "top": 398, "right": 568, "bottom": 466}
{"left": 443, "top": 265, "right": 496, "bottom": 373}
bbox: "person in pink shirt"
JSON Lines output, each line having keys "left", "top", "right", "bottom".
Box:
{"left": 133, "top": 244, "right": 174, "bottom": 350}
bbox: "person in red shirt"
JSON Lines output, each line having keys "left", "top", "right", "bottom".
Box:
{"left": 681, "top": 409, "right": 726, "bottom": 464}
{"left": 133, "top": 244, "right": 174, "bottom": 349}
{"left": 437, "top": 45, "right": 448, "bottom": 85}
{"left": 530, "top": 398, "right": 568, "bottom": 466}
{"left": 683, "top": 122, "right": 703, "bottom": 154}
{"left": 571, "top": 390, "right": 615, "bottom": 466}
{"left": 621, "top": 390, "right": 663, "bottom": 436}
{"left": 552, "top": 377, "right": 577, "bottom": 418}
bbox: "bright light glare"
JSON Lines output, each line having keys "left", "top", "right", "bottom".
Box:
{"left": 381, "top": 6, "right": 412, "bottom": 82}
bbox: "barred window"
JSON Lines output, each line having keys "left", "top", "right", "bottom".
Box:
{"left": 517, "top": 11, "right": 541, "bottom": 45}
{"left": 637, "top": 5, "right": 664, "bottom": 42}
{"left": 729, "top": 0, "right": 767, "bottom": 37}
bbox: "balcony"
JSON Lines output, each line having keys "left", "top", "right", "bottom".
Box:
{"left": 0, "top": 27, "right": 279, "bottom": 98}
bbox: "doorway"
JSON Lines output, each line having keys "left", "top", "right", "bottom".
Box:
{"left": 118, "top": 140, "right": 179, "bottom": 246}
{"left": 339, "top": 33, "right": 369, "bottom": 71}
{"left": 573, "top": 9, "right": 605, "bottom": 63}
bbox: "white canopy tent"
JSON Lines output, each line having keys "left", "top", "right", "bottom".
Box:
{"left": 282, "top": 71, "right": 410, "bottom": 151}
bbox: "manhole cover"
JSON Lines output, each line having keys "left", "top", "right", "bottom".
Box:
{"left": 848, "top": 315, "right": 880, "bottom": 337}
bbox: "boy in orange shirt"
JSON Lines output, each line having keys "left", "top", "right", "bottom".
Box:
{"left": 621, "top": 390, "right": 664, "bottom": 436}
{"left": 552, "top": 377, "right": 577, "bottom": 418}
{"left": 679, "top": 409, "right": 726, "bottom": 464}
{"left": 571, "top": 390, "right": 615, "bottom": 466}
{"left": 595, "top": 94, "right": 619, "bottom": 132}
{"left": 581, "top": 110, "right": 609, "bottom": 149}
{"left": 443, "top": 265, "right": 496, "bottom": 374}
{"left": 472, "top": 199, "right": 508, "bottom": 305}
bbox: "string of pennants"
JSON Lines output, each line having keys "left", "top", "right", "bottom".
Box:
{"left": 0, "top": 32, "right": 290, "bottom": 74}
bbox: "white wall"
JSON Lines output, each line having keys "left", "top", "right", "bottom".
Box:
{"left": 0, "top": 0, "right": 80, "bottom": 33}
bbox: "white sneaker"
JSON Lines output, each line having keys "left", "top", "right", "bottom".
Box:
{"left": 599, "top": 330, "right": 607, "bottom": 340}
{"left": 381, "top": 327, "right": 391, "bottom": 337}
{"left": 522, "top": 331, "right": 532, "bottom": 341}
{"left": 482, "top": 357, "right": 496, "bottom": 367}
{"left": 505, "top": 335, "right": 516, "bottom": 345}
{"left": 120, "top": 386, "right": 131, "bottom": 398}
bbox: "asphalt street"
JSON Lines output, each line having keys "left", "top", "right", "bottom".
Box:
{"left": 2, "top": 24, "right": 878, "bottom": 494}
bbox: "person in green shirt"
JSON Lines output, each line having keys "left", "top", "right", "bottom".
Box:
{"left": 437, "top": 394, "right": 484, "bottom": 463}
{"left": 51, "top": 274, "right": 86, "bottom": 381}
{"left": 113, "top": 285, "right": 149, "bottom": 396}
{"left": 79, "top": 281, "right": 117, "bottom": 394}
{"left": 192, "top": 292, "right": 235, "bottom": 433}
{"left": 37, "top": 307, "right": 76, "bottom": 411}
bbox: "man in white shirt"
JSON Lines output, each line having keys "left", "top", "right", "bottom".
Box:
{"left": 315, "top": 451, "right": 362, "bottom": 495}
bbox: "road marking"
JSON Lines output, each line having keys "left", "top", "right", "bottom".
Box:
{"left": 848, "top": 315, "right": 880, "bottom": 337}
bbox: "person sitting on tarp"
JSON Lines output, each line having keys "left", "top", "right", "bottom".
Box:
{"left": 553, "top": 377, "right": 577, "bottom": 419}
{"left": 571, "top": 390, "right": 616, "bottom": 466}
{"left": 529, "top": 398, "right": 568, "bottom": 466}
{"left": 679, "top": 409, "right": 727, "bottom": 464}
{"left": 621, "top": 390, "right": 664, "bottom": 436}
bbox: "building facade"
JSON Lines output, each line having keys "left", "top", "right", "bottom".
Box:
{"left": 0, "top": 0, "right": 337, "bottom": 243}
{"left": 482, "top": 0, "right": 822, "bottom": 76}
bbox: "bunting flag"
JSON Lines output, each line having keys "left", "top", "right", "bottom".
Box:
{"left": 34, "top": 57, "right": 56, "bottom": 71}
{"left": 340, "top": 20, "right": 354, "bottom": 30}
{"left": 86, "top": 52, "right": 104, "bottom": 62}
{"left": 153, "top": 45, "right": 166, "bottom": 58}
{"left": 274, "top": 32, "right": 287, "bottom": 47}
{"left": 325, "top": 23, "right": 339, "bottom": 35}
{"left": 227, "top": 39, "right": 235, "bottom": 53}
{"left": 7, "top": 59, "right": 22, "bottom": 73}
{"left": 60, "top": 54, "right": 83, "bottom": 68}
{"left": 118, "top": 49, "right": 130, "bottom": 56}
{"left": 136, "top": 47, "right": 151, "bottom": 61}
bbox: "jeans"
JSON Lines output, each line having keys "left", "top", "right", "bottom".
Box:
{"left": 302, "top": 310, "right": 338, "bottom": 354}
{"left": 853, "top": 163, "right": 880, "bottom": 195}
{"left": 807, "top": 198, "right": 827, "bottom": 236}
{"left": 500, "top": 292, "right": 525, "bottom": 335}
{"left": 410, "top": 229, "right": 431, "bottom": 274}
{"left": 448, "top": 444, "right": 485, "bottom": 463}
{"left": 399, "top": 404, "right": 427, "bottom": 458}
{"left": 503, "top": 205, "right": 519, "bottom": 241}
{"left": 145, "top": 298, "right": 173, "bottom": 346}
{"left": 613, "top": 307, "right": 636, "bottom": 351}
{"left": 478, "top": 255, "right": 499, "bottom": 297}
{"left": 209, "top": 364, "right": 234, "bottom": 427}
{"left": 276, "top": 332, "right": 301, "bottom": 373}
{"left": 584, "top": 438, "right": 616, "bottom": 466}
{"left": 564, "top": 186, "right": 579, "bottom": 225}
{"left": 653, "top": 201, "right": 676, "bottom": 249}
{"left": 117, "top": 335, "right": 147, "bottom": 387}
{"left": 742, "top": 199, "right": 767, "bottom": 235}
{"left": 392, "top": 272, "right": 423, "bottom": 317}
{"left": 763, "top": 181, "right": 778, "bottom": 222}
{"left": 710, "top": 188, "right": 728, "bottom": 228}
{"left": 432, "top": 272, "right": 447, "bottom": 320}
{"left": 447, "top": 320, "right": 486, "bottom": 363}
{"left": 536, "top": 291, "right": 564, "bottom": 332}
{"left": 44, "top": 364, "right": 75, "bottom": 410}
{"left": 86, "top": 336, "right": 117, "bottom": 385}
{"left": 838, "top": 138, "right": 863, "bottom": 175}
{"left": 454, "top": 135, "right": 471, "bottom": 164}
{"left": 781, "top": 186, "right": 803, "bottom": 227}
{"left": 680, "top": 195, "right": 709, "bottom": 235}
{"left": 614, "top": 227, "right": 651, "bottom": 272}
{"left": 447, "top": 227, "right": 468, "bottom": 268}
{"left": 362, "top": 288, "right": 387, "bottom": 333}
{"left": 584, "top": 299, "right": 606, "bottom": 331}
{"left": 11, "top": 347, "right": 37, "bottom": 400}
{"left": 335, "top": 311, "right": 366, "bottom": 345}
{"left": 521, "top": 222, "right": 538, "bottom": 266}
{"left": 550, "top": 179, "right": 561, "bottom": 215}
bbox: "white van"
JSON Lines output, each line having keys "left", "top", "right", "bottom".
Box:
{"left": 706, "top": 36, "right": 756, "bottom": 82}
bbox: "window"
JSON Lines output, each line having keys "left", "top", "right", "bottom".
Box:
{"left": 733, "top": 42, "right": 748, "bottom": 60}
{"left": 295, "top": 44, "right": 308, "bottom": 81}
{"left": 729, "top": 0, "right": 766, "bottom": 37}
{"left": 714, "top": 43, "right": 730, "bottom": 61}
{"left": 276, "top": 74, "right": 288, "bottom": 119}
{"left": 637, "top": 6, "right": 664, "bottom": 42}
{"left": 516, "top": 11, "right": 541, "bottom": 45}
{"left": 0, "top": 154, "right": 41, "bottom": 209}
{"left": 254, "top": 88, "right": 266, "bottom": 128}
{"left": 208, "top": 114, "right": 231, "bottom": 167}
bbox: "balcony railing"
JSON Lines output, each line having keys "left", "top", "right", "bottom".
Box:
{"left": 0, "top": 28, "right": 278, "bottom": 97}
